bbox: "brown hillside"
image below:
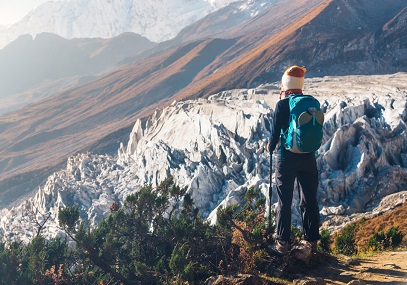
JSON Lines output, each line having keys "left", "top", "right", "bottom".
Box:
{"left": 174, "top": 0, "right": 333, "bottom": 100}
{"left": 354, "top": 202, "right": 407, "bottom": 250}
{"left": 176, "top": 0, "right": 407, "bottom": 99}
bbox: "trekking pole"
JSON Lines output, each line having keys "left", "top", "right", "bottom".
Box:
{"left": 267, "top": 151, "right": 273, "bottom": 234}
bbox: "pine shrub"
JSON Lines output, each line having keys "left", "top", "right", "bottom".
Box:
{"left": 367, "top": 226, "right": 404, "bottom": 252}
{"left": 319, "top": 228, "right": 332, "bottom": 253}
{"left": 334, "top": 223, "right": 358, "bottom": 256}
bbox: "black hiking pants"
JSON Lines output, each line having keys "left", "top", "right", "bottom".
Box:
{"left": 275, "top": 149, "right": 320, "bottom": 243}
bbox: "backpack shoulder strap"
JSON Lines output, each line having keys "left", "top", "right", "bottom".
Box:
{"left": 288, "top": 94, "right": 312, "bottom": 109}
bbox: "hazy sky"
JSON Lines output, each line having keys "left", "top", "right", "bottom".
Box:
{"left": 0, "top": 0, "right": 49, "bottom": 26}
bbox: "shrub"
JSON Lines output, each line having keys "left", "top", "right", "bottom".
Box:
{"left": 169, "top": 244, "right": 194, "bottom": 282}
{"left": 216, "top": 186, "right": 271, "bottom": 273}
{"left": 319, "top": 228, "right": 332, "bottom": 253}
{"left": 367, "top": 230, "right": 386, "bottom": 251}
{"left": 334, "top": 223, "right": 358, "bottom": 256}
{"left": 290, "top": 224, "right": 304, "bottom": 243}
{"left": 2, "top": 180, "right": 273, "bottom": 284}
{"left": 367, "top": 226, "right": 404, "bottom": 252}
{"left": 386, "top": 226, "right": 404, "bottom": 248}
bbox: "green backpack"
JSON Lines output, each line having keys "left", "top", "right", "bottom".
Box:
{"left": 282, "top": 94, "right": 324, "bottom": 153}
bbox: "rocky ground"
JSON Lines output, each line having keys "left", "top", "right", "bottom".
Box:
{"left": 208, "top": 201, "right": 407, "bottom": 285}
{"left": 277, "top": 200, "right": 407, "bottom": 285}
{"left": 297, "top": 250, "right": 407, "bottom": 285}
{"left": 207, "top": 250, "right": 407, "bottom": 285}
{"left": 205, "top": 250, "right": 407, "bottom": 285}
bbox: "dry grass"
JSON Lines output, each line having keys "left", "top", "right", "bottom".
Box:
{"left": 231, "top": 221, "right": 257, "bottom": 273}
{"left": 354, "top": 202, "right": 407, "bottom": 250}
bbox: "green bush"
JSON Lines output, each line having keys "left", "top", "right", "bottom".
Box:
{"left": 319, "top": 228, "right": 332, "bottom": 253}
{"left": 290, "top": 224, "right": 304, "bottom": 243}
{"left": 367, "top": 226, "right": 404, "bottom": 252}
{"left": 56, "top": 177, "right": 240, "bottom": 284}
{"left": 334, "top": 223, "right": 358, "bottom": 256}
{"left": 368, "top": 230, "right": 386, "bottom": 251}
{"left": 169, "top": 244, "right": 194, "bottom": 282}
{"left": 0, "top": 180, "right": 273, "bottom": 284}
{"left": 386, "top": 226, "right": 404, "bottom": 248}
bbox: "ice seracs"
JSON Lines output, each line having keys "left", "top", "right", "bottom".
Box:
{"left": 118, "top": 90, "right": 274, "bottom": 219}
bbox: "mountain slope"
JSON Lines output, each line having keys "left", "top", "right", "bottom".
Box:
{"left": 168, "top": 0, "right": 278, "bottom": 44}
{"left": 174, "top": 0, "right": 407, "bottom": 98}
{"left": 0, "top": 32, "right": 156, "bottom": 105}
{"left": 0, "top": 37, "right": 238, "bottom": 207}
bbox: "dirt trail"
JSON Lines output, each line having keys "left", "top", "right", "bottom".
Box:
{"left": 307, "top": 250, "right": 407, "bottom": 284}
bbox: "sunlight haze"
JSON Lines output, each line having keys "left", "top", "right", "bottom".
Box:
{"left": 0, "top": 0, "right": 49, "bottom": 26}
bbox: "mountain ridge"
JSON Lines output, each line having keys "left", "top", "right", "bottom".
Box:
{"left": 0, "top": 32, "right": 156, "bottom": 113}
{"left": 173, "top": 0, "right": 332, "bottom": 99}
{"left": 168, "top": 0, "right": 407, "bottom": 101}
{"left": 0, "top": 0, "right": 248, "bottom": 49}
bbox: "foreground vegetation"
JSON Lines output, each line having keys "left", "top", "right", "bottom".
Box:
{"left": 0, "top": 178, "right": 404, "bottom": 284}
{"left": 333, "top": 217, "right": 404, "bottom": 256}
{"left": 0, "top": 178, "right": 271, "bottom": 284}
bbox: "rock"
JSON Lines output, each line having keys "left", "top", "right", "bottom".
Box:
{"left": 293, "top": 277, "right": 326, "bottom": 285}
{"left": 291, "top": 240, "right": 313, "bottom": 264}
{"left": 320, "top": 205, "right": 346, "bottom": 216}
{"left": 337, "top": 254, "right": 357, "bottom": 266}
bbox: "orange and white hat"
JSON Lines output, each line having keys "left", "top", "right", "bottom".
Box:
{"left": 281, "top": 65, "right": 307, "bottom": 91}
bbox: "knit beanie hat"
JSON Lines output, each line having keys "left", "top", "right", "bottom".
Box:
{"left": 281, "top": 66, "right": 306, "bottom": 91}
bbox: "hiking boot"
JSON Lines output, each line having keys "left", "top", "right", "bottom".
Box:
{"left": 268, "top": 241, "right": 289, "bottom": 256}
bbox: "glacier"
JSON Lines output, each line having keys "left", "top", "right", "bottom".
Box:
{"left": 0, "top": 0, "right": 274, "bottom": 49}
{"left": 1, "top": 73, "right": 407, "bottom": 243}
